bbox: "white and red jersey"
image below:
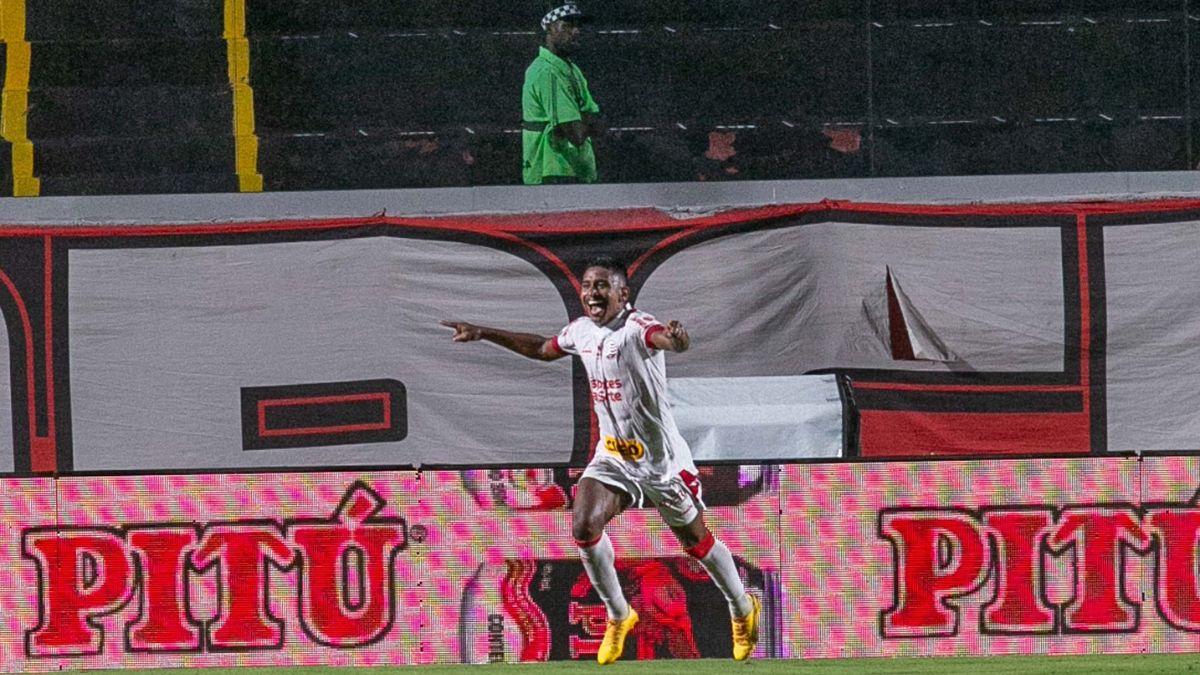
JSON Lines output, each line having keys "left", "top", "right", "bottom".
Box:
{"left": 551, "top": 306, "right": 696, "bottom": 480}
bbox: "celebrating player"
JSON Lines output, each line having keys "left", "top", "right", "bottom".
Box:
{"left": 441, "top": 256, "right": 760, "bottom": 664}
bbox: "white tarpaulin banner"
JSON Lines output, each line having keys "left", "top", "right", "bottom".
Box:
{"left": 0, "top": 200, "right": 1194, "bottom": 472}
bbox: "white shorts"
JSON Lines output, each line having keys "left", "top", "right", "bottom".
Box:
{"left": 580, "top": 453, "right": 706, "bottom": 528}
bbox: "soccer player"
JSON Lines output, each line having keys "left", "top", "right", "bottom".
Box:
{"left": 441, "top": 257, "right": 760, "bottom": 664}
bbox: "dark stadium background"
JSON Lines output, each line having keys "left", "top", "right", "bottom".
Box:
{"left": 10, "top": 0, "right": 1196, "bottom": 195}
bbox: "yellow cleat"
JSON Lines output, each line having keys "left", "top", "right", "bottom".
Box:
{"left": 731, "top": 594, "right": 760, "bottom": 661}
{"left": 597, "top": 608, "right": 638, "bottom": 665}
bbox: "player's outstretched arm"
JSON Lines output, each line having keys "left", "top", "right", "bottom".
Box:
{"left": 650, "top": 319, "right": 690, "bottom": 353}
{"left": 440, "top": 320, "right": 564, "bottom": 361}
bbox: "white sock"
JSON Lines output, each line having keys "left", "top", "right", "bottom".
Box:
{"left": 577, "top": 532, "right": 630, "bottom": 621}
{"left": 696, "top": 536, "right": 753, "bottom": 618}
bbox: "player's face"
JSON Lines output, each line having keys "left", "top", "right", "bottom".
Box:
{"left": 580, "top": 266, "right": 629, "bottom": 325}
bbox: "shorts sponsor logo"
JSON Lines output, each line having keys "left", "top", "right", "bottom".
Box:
{"left": 604, "top": 436, "right": 645, "bottom": 462}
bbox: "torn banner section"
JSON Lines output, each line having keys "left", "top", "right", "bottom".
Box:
{"left": 884, "top": 266, "right": 957, "bottom": 363}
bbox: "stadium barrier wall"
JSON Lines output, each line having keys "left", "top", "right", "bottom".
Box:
{"left": 5, "top": 456, "right": 1200, "bottom": 670}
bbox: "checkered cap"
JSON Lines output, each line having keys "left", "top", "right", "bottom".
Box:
{"left": 541, "top": 3, "right": 588, "bottom": 30}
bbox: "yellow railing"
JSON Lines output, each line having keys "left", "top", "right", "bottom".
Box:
{"left": 0, "top": 0, "right": 39, "bottom": 197}
{"left": 224, "top": 0, "right": 263, "bottom": 192}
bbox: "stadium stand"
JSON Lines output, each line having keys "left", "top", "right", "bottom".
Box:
{"left": 25, "top": 0, "right": 237, "bottom": 195}
{"left": 0, "top": 0, "right": 1190, "bottom": 194}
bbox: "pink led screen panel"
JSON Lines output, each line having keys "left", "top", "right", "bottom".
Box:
{"left": 0, "top": 466, "right": 778, "bottom": 671}
{"left": 781, "top": 456, "right": 1200, "bottom": 659}
{"left": 14, "top": 473, "right": 429, "bottom": 672}
{"left": 420, "top": 465, "right": 780, "bottom": 663}
{"left": 10, "top": 458, "right": 1200, "bottom": 670}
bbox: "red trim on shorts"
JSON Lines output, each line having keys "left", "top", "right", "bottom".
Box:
{"left": 644, "top": 324, "right": 665, "bottom": 349}
{"left": 679, "top": 469, "right": 702, "bottom": 500}
{"left": 575, "top": 534, "right": 603, "bottom": 549}
{"left": 686, "top": 532, "right": 715, "bottom": 559}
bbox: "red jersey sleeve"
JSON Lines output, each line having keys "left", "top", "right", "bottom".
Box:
{"left": 630, "top": 311, "right": 666, "bottom": 351}
{"left": 643, "top": 323, "right": 666, "bottom": 350}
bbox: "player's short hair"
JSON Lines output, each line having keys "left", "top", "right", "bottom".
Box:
{"left": 582, "top": 256, "right": 628, "bottom": 285}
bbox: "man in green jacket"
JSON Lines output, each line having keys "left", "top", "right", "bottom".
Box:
{"left": 522, "top": 3, "right": 602, "bottom": 184}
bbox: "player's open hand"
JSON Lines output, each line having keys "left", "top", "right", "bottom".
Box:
{"left": 666, "top": 320, "right": 689, "bottom": 352}
{"left": 440, "top": 320, "right": 482, "bottom": 342}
